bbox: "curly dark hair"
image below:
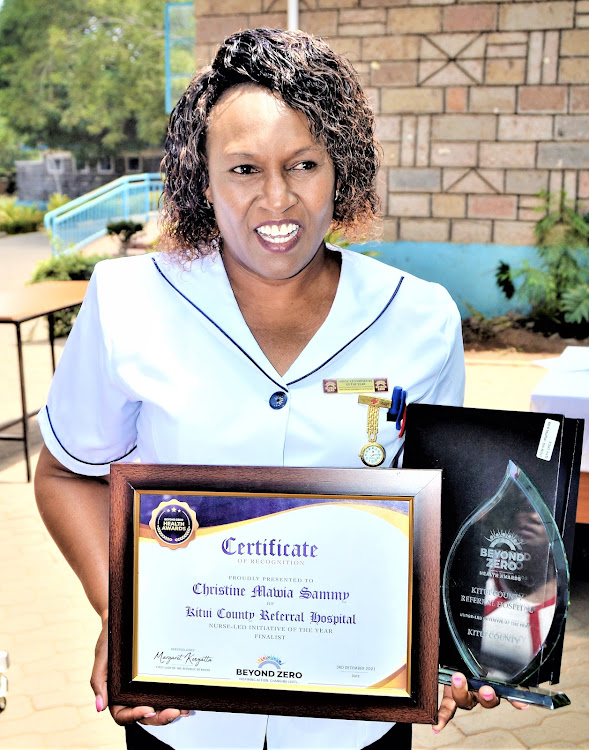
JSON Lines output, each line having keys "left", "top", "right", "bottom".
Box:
{"left": 160, "top": 27, "right": 381, "bottom": 261}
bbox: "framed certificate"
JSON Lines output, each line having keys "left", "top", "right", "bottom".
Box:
{"left": 109, "top": 465, "right": 441, "bottom": 723}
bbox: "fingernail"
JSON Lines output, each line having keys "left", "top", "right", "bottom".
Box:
{"left": 452, "top": 675, "right": 463, "bottom": 687}
{"left": 432, "top": 728, "right": 440, "bottom": 735}
{"left": 95, "top": 695, "right": 103, "bottom": 712}
{"left": 521, "top": 704, "right": 530, "bottom": 710}
{"left": 481, "top": 689, "right": 494, "bottom": 700}
{"left": 143, "top": 712, "right": 157, "bottom": 718}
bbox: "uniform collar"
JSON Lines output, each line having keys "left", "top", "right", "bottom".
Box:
{"left": 154, "top": 247, "right": 404, "bottom": 389}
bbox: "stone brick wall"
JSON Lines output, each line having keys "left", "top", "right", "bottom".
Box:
{"left": 194, "top": 0, "right": 589, "bottom": 246}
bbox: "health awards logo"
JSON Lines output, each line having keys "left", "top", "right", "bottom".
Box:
{"left": 149, "top": 499, "right": 198, "bottom": 549}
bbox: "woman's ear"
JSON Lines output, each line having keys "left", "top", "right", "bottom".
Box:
{"left": 204, "top": 185, "right": 213, "bottom": 206}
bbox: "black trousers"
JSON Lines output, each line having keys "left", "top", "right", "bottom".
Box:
{"left": 126, "top": 721, "right": 412, "bottom": 749}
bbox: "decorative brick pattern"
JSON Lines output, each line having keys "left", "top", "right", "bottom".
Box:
{"left": 486, "top": 58, "right": 526, "bottom": 85}
{"left": 579, "top": 170, "right": 589, "bottom": 198}
{"left": 480, "top": 142, "right": 536, "bottom": 169}
{"left": 416, "top": 115, "right": 431, "bottom": 167}
{"left": 371, "top": 61, "right": 417, "bottom": 86}
{"left": 470, "top": 86, "right": 515, "bottom": 113}
{"left": 432, "top": 194, "right": 466, "bottom": 217}
{"left": 500, "top": 3, "right": 574, "bottom": 32}
{"left": 561, "top": 30, "right": 589, "bottom": 56}
{"left": 469, "top": 195, "right": 517, "bottom": 220}
{"left": 400, "top": 218, "right": 450, "bottom": 241}
{"left": 443, "top": 5, "right": 497, "bottom": 33}
{"left": 400, "top": 116, "right": 417, "bottom": 166}
{"left": 195, "top": 15, "right": 249, "bottom": 44}
{"left": 388, "top": 7, "right": 442, "bottom": 35}
{"left": 518, "top": 194, "right": 545, "bottom": 221}
{"left": 431, "top": 142, "right": 478, "bottom": 167}
{"left": 572, "top": 87, "right": 589, "bottom": 113}
{"left": 519, "top": 86, "right": 567, "bottom": 113}
{"left": 555, "top": 116, "right": 589, "bottom": 140}
{"left": 505, "top": 169, "right": 549, "bottom": 195}
{"left": 381, "top": 87, "right": 443, "bottom": 113}
{"left": 388, "top": 193, "right": 430, "bottom": 217}
{"left": 538, "top": 144, "right": 589, "bottom": 169}
{"left": 194, "top": 1, "right": 589, "bottom": 246}
{"left": 375, "top": 115, "right": 401, "bottom": 142}
{"left": 498, "top": 115, "right": 553, "bottom": 141}
{"left": 452, "top": 219, "right": 493, "bottom": 244}
{"left": 389, "top": 168, "right": 441, "bottom": 192}
{"left": 446, "top": 87, "right": 468, "bottom": 112}
{"left": 543, "top": 32, "right": 559, "bottom": 85}
{"left": 432, "top": 114, "right": 495, "bottom": 140}
{"left": 494, "top": 220, "right": 535, "bottom": 245}
{"left": 563, "top": 169, "right": 577, "bottom": 199}
{"left": 527, "top": 31, "right": 543, "bottom": 85}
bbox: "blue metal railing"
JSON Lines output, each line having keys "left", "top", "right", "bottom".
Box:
{"left": 44, "top": 173, "right": 163, "bottom": 254}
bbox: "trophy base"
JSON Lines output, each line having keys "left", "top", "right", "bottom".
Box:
{"left": 438, "top": 667, "right": 571, "bottom": 709}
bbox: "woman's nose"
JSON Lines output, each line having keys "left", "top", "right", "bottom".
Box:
{"left": 259, "top": 172, "right": 296, "bottom": 213}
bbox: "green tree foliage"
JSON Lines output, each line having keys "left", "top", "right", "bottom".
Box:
{"left": 0, "top": 197, "right": 44, "bottom": 233}
{"left": 0, "top": 0, "right": 169, "bottom": 160}
{"left": 497, "top": 191, "right": 589, "bottom": 333}
{"left": 0, "top": 116, "right": 21, "bottom": 170}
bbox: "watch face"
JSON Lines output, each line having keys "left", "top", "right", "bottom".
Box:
{"left": 360, "top": 442, "right": 386, "bottom": 467}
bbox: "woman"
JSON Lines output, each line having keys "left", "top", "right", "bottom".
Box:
{"left": 35, "top": 27, "right": 518, "bottom": 750}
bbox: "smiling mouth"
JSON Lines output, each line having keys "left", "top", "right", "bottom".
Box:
{"left": 255, "top": 223, "right": 300, "bottom": 244}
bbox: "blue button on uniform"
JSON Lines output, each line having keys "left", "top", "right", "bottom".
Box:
{"left": 269, "top": 391, "right": 288, "bottom": 409}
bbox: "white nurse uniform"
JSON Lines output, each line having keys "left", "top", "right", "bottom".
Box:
{"left": 39, "top": 245, "right": 465, "bottom": 749}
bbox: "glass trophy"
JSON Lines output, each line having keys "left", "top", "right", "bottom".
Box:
{"left": 439, "top": 460, "right": 571, "bottom": 708}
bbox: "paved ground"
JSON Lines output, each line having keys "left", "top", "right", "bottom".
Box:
{"left": 0, "top": 230, "right": 587, "bottom": 749}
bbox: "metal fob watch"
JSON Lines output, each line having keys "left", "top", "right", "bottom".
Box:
{"left": 358, "top": 395, "right": 392, "bottom": 467}
{"left": 359, "top": 441, "right": 386, "bottom": 467}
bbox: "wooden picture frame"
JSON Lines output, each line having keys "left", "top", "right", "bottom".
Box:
{"left": 109, "top": 465, "right": 441, "bottom": 724}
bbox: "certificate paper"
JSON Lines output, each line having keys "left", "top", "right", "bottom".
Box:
{"left": 134, "top": 494, "right": 411, "bottom": 697}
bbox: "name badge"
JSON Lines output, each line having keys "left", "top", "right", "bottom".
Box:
{"left": 323, "top": 378, "right": 388, "bottom": 394}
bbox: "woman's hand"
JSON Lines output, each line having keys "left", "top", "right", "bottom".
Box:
{"left": 91, "top": 613, "right": 109, "bottom": 716}
{"left": 92, "top": 615, "right": 190, "bottom": 726}
{"left": 34, "top": 451, "right": 190, "bottom": 728}
{"left": 433, "top": 672, "right": 529, "bottom": 733}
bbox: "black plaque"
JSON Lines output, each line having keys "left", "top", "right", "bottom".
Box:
{"left": 403, "top": 405, "right": 583, "bottom": 709}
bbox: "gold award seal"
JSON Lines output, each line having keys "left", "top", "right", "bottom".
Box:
{"left": 149, "top": 500, "right": 199, "bottom": 550}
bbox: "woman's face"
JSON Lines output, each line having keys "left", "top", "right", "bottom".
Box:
{"left": 204, "top": 85, "right": 336, "bottom": 281}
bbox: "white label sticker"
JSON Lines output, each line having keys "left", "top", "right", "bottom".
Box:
{"left": 536, "top": 418, "right": 560, "bottom": 461}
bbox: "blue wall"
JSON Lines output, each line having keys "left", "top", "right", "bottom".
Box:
{"left": 350, "top": 241, "right": 538, "bottom": 319}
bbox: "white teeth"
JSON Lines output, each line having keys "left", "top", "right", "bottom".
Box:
{"left": 256, "top": 223, "right": 299, "bottom": 243}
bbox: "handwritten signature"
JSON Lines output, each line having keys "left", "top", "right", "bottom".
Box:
{"left": 154, "top": 651, "right": 213, "bottom": 667}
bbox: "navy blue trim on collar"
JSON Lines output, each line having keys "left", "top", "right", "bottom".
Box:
{"left": 286, "top": 276, "right": 404, "bottom": 387}
{"left": 152, "top": 257, "right": 404, "bottom": 391}
{"left": 46, "top": 407, "right": 137, "bottom": 466}
{"left": 152, "top": 258, "right": 287, "bottom": 391}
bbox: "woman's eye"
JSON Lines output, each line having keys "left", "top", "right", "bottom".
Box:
{"left": 291, "top": 161, "right": 317, "bottom": 171}
{"left": 232, "top": 165, "right": 258, "bottom": 175}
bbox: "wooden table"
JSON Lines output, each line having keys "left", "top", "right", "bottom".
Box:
{"left": 0, "top": 280, "right": 89, "bottom": 481}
